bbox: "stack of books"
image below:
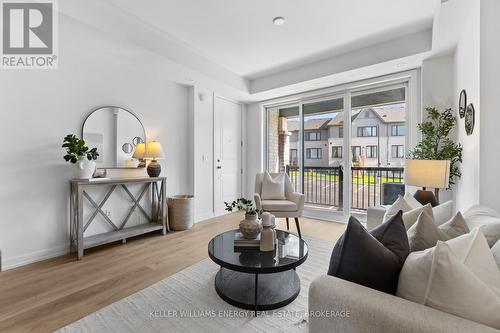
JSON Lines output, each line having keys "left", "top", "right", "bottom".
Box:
{"left": 234, "top": 232, "right": 260, "bottom": 248}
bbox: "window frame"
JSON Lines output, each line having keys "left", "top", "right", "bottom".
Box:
{"left": 305, "top": 131, "right": 321, "bottom": 141}
{"left": 331, "top": 146, "right": 342, "bottom": 158}
{"left": 306, "top": 148, "right": 322, "bottom": 159}
{"left": 357, "top": 126, "right": 377, "bottom": 137}
{"left": 365, "top": 145, "right": 378, "bottom": 158}
{"left": 391, "top": 145, "right": 405, "bottom": 158}
{"left": 391, "top": 124, "right": 405, "bottom": 136}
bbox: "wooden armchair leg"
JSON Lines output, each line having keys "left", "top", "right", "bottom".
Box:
{"left": 294, "top": 217, "right": 302, "bottom": 238}
{"left": 285, "top": 217, "right": 290, "bottom": 231}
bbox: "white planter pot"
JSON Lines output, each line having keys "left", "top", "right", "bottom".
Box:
{"left": 73, "top": 158, "right": 96, "bottom": 179}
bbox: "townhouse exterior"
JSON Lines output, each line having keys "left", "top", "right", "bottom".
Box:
{"left": 288, "top": 107, "right": 405, "bottom": 168}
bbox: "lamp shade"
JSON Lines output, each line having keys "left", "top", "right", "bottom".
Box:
{"left": 144, "top": 141, "right": 165, "bottom": 159}
{"left": 132, "top": 142, "right": 146, "bottom": 159}
{"left": 405, "top": 159, "right": 450, "bottom": 189}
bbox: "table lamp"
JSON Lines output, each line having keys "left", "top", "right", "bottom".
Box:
{"left": 144, "top": 141, "right": 165, "bottom": 177}
{"left": 132, "top": 142, "right": 146, "bottom": 168}
{"left": 405, "top": 159, "right": 450, "bottom": 207}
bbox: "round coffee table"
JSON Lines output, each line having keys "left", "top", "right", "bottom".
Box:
{"left": 208, "top": 229, "right": 308, "bottom": 313}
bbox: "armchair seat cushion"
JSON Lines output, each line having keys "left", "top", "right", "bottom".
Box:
{"left": 261, "top": 199, "right": 298, "bottom": 212}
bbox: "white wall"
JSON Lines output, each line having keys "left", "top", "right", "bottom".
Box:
{"left": 0, "top": 15, "right": 192, "bottom": 269}
{"left": 453, "top": 0, "right": 481, "bottom": 211}
{"left": 479, "top": 0, "right": 500, "bottom": 212}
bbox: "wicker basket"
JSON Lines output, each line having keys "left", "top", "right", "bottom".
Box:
{"left": 167, "top": 195, "right": 194, "bottom": 231}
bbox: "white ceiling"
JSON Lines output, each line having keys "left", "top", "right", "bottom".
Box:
{"left": 105, "top": 0, "right": 437, "bottom": 79}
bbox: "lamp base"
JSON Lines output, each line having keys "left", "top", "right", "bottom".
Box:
{"left": 414, "top": 189, "right": 439, "bottom": 207}
{"left": 147, "top": 160, "right": 161, "bottom": 177}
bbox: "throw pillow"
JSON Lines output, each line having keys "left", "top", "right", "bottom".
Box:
{"left": 402, "top": 204, "right": 433, "bottom": 230}
{"left": 403, "top": 192, "right": 423, "bottom": 209}
{"left": 261, "top": 172, "right": 286, "bottom": 200}
{"left": 328, "top": 211, "right": 409, "bottom": 294}
{"left": 492, "top": 240, "right": 500, "bottom": 270}
{"left": 439, "top": 211, "right": 469, "bottom": 238}
{"left": 464, "top": 205, "right": 500, "bottom": 247}
{"left": 433, "top": 200, "right": 454, "bottom": 225}
{"left": 398, "top": 229, "right": 500, "bottom": 329}
{"left": 383, "top": 196, "right": 412, "bottom": 221}
{"left": 407, "top": 211, "right": 470, "bottom": 252}
{"left": 407, "top": 211, "right": 448, "bottom": 252}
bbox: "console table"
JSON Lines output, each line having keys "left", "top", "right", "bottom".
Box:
{"left": 69, "top": 177, "right": 168, "bottom": 259}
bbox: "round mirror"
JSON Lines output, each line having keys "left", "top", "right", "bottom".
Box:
{"left": 82, "top": 106, "right": 146, "bottom": 168}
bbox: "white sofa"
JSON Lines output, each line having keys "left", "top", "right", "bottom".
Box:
{"left": 308, "top": 205, "right": 500, "bottom": 333}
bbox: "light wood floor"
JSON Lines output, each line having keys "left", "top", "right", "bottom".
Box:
{"left": 0, "top": 213, "right": 346, "bottom": 333}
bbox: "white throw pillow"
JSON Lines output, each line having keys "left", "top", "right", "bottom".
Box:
{"left": 464, "top": 205, "right": 500, "bottom": 247}
{"left": 383, "top": 196, "right": 412, "bottom": 221}
{"left": 398, "top": 229, "right": 500, "bottom": 329}
{"left": 403, "top": 192, "right": 423, "bottom": 209}
{"left": 492, "top": 240, "right": 500, "bottom": 270}
{"left": 433, "top": 200, "right": 454, "bottom": 226}
{"left": 402, "top": 204, "right": 433, "bottom": 230}
{"left": 261, "top": 172, "right": 286, "bottom": 200}
{"left": 439, "top": 212, "right": 469, "bottom": 238}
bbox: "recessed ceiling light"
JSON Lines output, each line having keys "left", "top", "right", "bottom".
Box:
{"left": 395, "top": 62, "right": 408, "bottom": 69}
{"left": 273, "top": 17, "right": 285, "bottom": 26}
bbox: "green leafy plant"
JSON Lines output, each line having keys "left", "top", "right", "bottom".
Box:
{"left": 224, "top": 198, "right": 262, "bottom": 216}
{"left": 409, "top": 107, "right": 463, "bottom": 196}
{"left": 62, "top": 134, "right": 99, "bottom": 164}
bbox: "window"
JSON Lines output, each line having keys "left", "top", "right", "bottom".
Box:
{"left": 357, "top": 126, "right": 377, "bottom": 137}
{"left": 391, "top": 145, "right": 405, "bottom": 158}
{"left": 331, "top": 146, "right": 342, "bottom": 158}
{"left": 289, "top": 149, "right": 298, "bottom": 164}
{"left": 306, "top": 148, "right": 322, "bottom": 159}
{"left": 306, "top": 131, "right": 321, "bottom": 141}
{"left": 339, "top": 127, "right": 344, "bottom": 138}
{"left": 351, "top": 146, "right": 361, "bottom": 161}
{"left": 391, "top": 124, "right": 405, "bottom": 136}
{"left": 365, "top": 145, "right": 378, "bottom": 158}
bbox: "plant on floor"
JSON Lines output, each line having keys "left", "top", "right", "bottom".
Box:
{"left": 224, "top": 198, "right": 261, "bottom": 216}
{"left": 62, "top": 134, "right": 99, "bottom": 163}
{"left": 409, "top": 107, "right": 463, "bottom": 196}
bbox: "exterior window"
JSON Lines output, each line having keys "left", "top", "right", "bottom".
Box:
{"left": 357, "top": 126, "right": 377, "bottom": 137}
{"left": 339, "top": 127, "right": 344, "bottom": 138}
{"left": 305, "top": 131, "right": 321, "bottom": 141}
{"left": 366, "top": 145, "right": 378, "bottom": 158}
{"left": 391, "top": 145, "right": 405, "bottom": 158}
{"left": 351, "top": 146, "right": 361, "bottom": 162}
{"left": 391, "top": 124, "right": 405, "bottom": 136}
{"left": 331, "top": 146, "right": 342, "bottom": 158}
{"left": 289, "top": 149, "right": 298, "bottom": 165}
{"left": 306, "top": 148, "right": 322, "bottom": 159}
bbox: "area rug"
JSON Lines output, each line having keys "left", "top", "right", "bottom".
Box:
{"left": 58, "top": 235, "right": 333, "bottom": 333}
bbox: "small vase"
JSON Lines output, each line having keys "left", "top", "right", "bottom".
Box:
{"left": 74, "top": 157, "right": 96, "bottom": 179}
{"left": 239, "top": 213, "right": 262, "bottom": 239}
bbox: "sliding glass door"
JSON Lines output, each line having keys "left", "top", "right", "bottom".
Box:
{"left": 266, "top": 81, "right": 409, "bottom": 222}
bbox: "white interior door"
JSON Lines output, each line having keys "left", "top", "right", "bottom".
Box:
{"left": 214, "top": 96, "right": 242, "bottom": 214}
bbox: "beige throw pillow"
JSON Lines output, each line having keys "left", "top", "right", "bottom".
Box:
{"left": 398, "top": 229, "right": 500, "bottom": 329}
{"left": 433, "top": 200, "right": 454, "bottom": 225}
{"left": 407, "top": 211, "right": 470, "bottom": 252}
{"left": 402, "top": 204, "right": 433, "bottom": 230}
{"left": 403, "top": 192, "right": 423, "bottom": 209}
{"left": 492, "top": 240, "right": 500, "bottom": 270}
{"left": 261, "top": 172, "right": 286, "bottom": 200}
{"left": 383, "top": 196, "right": 412, "bottom": 222}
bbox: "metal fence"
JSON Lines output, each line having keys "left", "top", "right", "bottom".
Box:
{"left": 286, "top": 165, "right": 404, "bottom": 210}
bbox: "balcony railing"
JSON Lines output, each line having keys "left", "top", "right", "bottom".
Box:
{"left": 286, "top": 165, "right": 404, "bottom": 211}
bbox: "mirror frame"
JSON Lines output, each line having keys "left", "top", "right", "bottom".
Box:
{"left": 81, "top": 105, "right": 146, "bottom": 169}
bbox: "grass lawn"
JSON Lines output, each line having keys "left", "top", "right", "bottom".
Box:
{"left": 288, "top": 170, "right": 403, "bottom": 185}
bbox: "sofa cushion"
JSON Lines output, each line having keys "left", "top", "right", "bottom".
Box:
{"left": 398, "top": 229, "right": 500, "bottom": 329}
{"left": 261, "top": 199, "right": 297, "bottom": 212}
{"left": 402, "top": 204, "right": 433, "bottom": 230}
{"left": 328, "top": 212, "right": 409, "bottom": 294}
{"left": 407, "top": 211, "right": 470, "bottom": 252}
{"left": 464, "top": 205, "right": 500, "bottom": 246}
{"left": 261, "top": 171, "right": 286, "bottom": 200}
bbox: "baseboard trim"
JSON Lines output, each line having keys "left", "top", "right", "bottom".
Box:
{"left": 2, "top": 244, "right": 70, "bottom": 271}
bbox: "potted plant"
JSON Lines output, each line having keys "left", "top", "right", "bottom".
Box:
{"left": 409, "top": 107, "right": 463, "bottom": 200}
{"left": 225, "top": 198, "right": 263, "bottom": 239}
{"left": 62, "top": 134, "right": 99, "bottom": 179}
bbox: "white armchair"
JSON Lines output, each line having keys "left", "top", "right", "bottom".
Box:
{"left": 254, "top": 172, "right": 305, "bottom": 238}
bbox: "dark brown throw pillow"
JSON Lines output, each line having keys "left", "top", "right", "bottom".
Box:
{"left": 327, "top": 211, "right": 409, "bottom": 294}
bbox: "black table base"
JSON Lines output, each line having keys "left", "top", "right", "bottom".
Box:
{"left": 214, "top": 267, "right": 300, "bottom": 312}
